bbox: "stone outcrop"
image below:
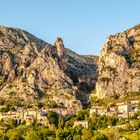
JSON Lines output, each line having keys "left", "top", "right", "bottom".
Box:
{"left": 54, "top": 37, "right": 67, "bottom": 71}
{"left": 96, "top": 24, "right": 140, "bottom": 99}
{"left": 0, "top": 26, "right": 98, "bottom": 111}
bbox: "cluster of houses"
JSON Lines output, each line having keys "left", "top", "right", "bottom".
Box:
{"left": 74, "top": 99, "right": 139, "bottom": 128}
{"left": 0, "top": 99, "right": 139, "bottom": 128}
{"left": 90, "top": 100, "right": 139, "bottom": 118}
{"left": 0, "top": 108, "right": 75, "bottom": 126}
{"left": 90, "top": 100, "right": 139, "bottom": 119}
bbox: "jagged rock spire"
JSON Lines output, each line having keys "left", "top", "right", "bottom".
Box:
{"left": 54, "top": 37, "right": 65, "bottom": 58}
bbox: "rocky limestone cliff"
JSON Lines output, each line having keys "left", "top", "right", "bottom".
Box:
{"left": 0, "top": 26, "right": 98, "bottom": 111}
{"left": 96, "top": 24, "right": 140, "bottom": 99}
{"left": 66, "top": 50, "right": 98, "bottom": 106}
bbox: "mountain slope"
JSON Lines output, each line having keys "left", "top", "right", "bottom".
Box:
{"left": 96, "top": 24, "right": 140, "bottom": 99}
{"left": 0, "top": 26, "right": 98, "bottom": 111}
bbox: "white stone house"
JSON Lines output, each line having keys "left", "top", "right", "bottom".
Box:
{"left": 116, "top": 102, "right": 139, "bottom": 119}
{"left": 131, "top": 100, "right": 139, "bottom": 105}
{"left": 117, "top": 104, "right": 129, "bottom": 113}
{"left": 90, "top": 107, "right": 107, "bottom": 117}
{"left": 73, "top": 120, "right": 89, "bottom": 128}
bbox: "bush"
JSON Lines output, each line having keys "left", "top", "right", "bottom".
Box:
{"left": 0, "top": 105, "right": 10, "bottom": 112}
{"left": 117, "top": 118, "right": 125, "bottom": 125}
{"left": 76, "top": 109, "right": 89, "bottom": 120}
{"left": 0, "top": 135, "right": 9, "bottom": 140}
{"left": 47, "top": 111, "right": 59, "bottom": 126}
{"left": 81, "top": 128, "right": 93, "bottom": 140}
{"left": 102, "top": 128, "right": 120, "bottom": 140}
{"left": 56, "top": 128, "right": 72, "bottom": 139}
{"left": 25, "top": 129, "right": 42, "bottom": 140}
{"left": 94, "top": 133, "right": 108, "bottom": 140}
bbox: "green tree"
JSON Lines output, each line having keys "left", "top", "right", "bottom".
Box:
{"left": 76, "top": 109, "right": 89, "bottom": 120}
{"left": 0, "top": 105, "right": 10, "bottom": 112}
{"left": 124, "top": 123, "right": 133, "bottom": 131}
{"left": 131, "top": 119, "right": 140, "bottom": 130}
{"left": 73, "top": 135, "right": 81, "bottom": 140}
{"left": 81, "top": 128, "right": 93, "bottom": 140}
{"left": 117, "top": 118, "right": 125, "bottom": 125}
{"left": 6, "top": 126, "right": 26, "bottom": 140}
{"left": 93, "top": 133, "right": 108, "bottom": 140}
{"left": 64, "top": 115, "right": 76, "bottom": 128}
{"left": 47, "top": 111, "right": 59, "bottom": 126}
{"left": 25, "top": 129, "right": 42, "bottom": 140}
{"left": 58, "top": 116, "right": 64, "bottom": 129}
{"left": 0, "top": 135, "right": 9, "bottom": 140}
{"left": 74, "top": 126, "right": 83, "bottom": 135}
{"left": 56, "top": 128, "right": 72, "bottom": 140}
{"left": 102, "top": 128, "right": 120, "bottom": 140}
{"left": 107, "top": 116, "right": 117, "bottom": 126}
{"left": 138, "top": 102, "right": 140, "bottom": 110}
{"left": 45, "top": 128, "right": 56, "bottom": 139}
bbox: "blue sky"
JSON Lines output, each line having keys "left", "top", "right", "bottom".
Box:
{"left": 0, "top": 0, "right": 140, "bottom": 55}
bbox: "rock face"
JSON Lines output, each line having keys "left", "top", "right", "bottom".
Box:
{"left": 96, "top": 24, "right": 140, "bottom": 99}
{"left": 66, "top": 50, "right": 98, "bottom": 106}
{"left": 0, "top": 26, "right": 98, "bottom": 111}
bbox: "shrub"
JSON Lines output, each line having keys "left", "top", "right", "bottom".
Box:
{"left": 76, "top": 109, "right": 89, "bottom": 120}
{"left": 94, "top": 133, "right": 108, "bottom": 140}
{"left": 47, "top": 111, "right": 59, "bottom": 126}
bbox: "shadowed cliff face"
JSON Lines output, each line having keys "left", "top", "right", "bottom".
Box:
{"left": 0, "top": 26, "right": 98, "bottom": 111}
{"left": 96, "top": 24, "right": 140, "bottom": 99}
{"left": 66, "top": 50, "right": 98, "bottom": 107}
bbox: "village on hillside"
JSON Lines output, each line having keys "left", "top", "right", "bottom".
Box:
{"left": 74, "top": 99, "right": 140, "bottom": 128}
{"left": 0, "top": 99, "right": 139, "bottom": 128}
